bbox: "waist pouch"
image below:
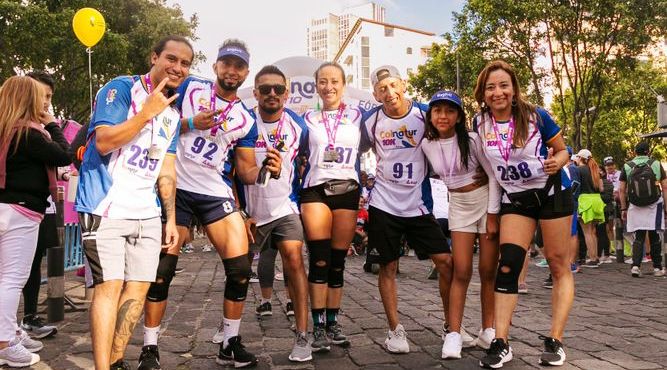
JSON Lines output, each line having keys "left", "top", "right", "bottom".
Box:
{"left": 323, "top": 179, "right": 359, "bottom": 196}
{"left": 507, "top": 188, "right": 548, "bottom": 209}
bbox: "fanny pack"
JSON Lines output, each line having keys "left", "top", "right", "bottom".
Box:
{"left": 506, "top": 173, "right": 564, "bottom": 210}
{"left": 323, "top": 179, "right": 359, "bottom": 196}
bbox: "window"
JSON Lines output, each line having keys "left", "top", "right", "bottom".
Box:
{"left": 384, "top": 26, "right": 394, "bottom": 37}
{"left": 420, "top": 47, "right": 430, "bottom": 57}
{"left": 406, "top": 47, "right": 412, "bottom": 55}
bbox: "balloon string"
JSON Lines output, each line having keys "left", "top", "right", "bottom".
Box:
{"left": 87, "top": 47, "right": 93, "bottom": 118}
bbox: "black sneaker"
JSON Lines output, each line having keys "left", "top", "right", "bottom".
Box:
{"left": 255, "top": 301, "right": 272, "bottom": 316}
{"left": 479, "top": 338, "right": 512, "bottom": 368}
{"left": 582, "top": 259, "right": 600, "bottom": 268}
{"left": 20, "top": 314, "right": 57, "bottom": 339}
{"left": 110, "top": 359, "right": 130, "bottom": 370}
{"left": 285, "top": 302, "right": 294, "bottom": 317}
{"left": 539, "top": 336, "right": 566, "bottom": 366}
{"left": 326, "top": 323, "right": 350, "bottom": 346}
{"left": 216, "top": 336, "right": 258, "bottom": 368}
{"left": 542, "top": 274, "right": 553, "bottom": 289}
{"left": 137, "top": 345, "right": 161, "bottom": 370}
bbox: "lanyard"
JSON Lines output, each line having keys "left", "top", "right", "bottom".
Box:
{"left": 438, "top": 137, "right": 459, "bottom": 181}
{"left": 259, "top": 112, "right": 287, "bottom": 149}
{"left": 143, "top": 74, "right": 158, "bottom": 146}
{"left": 321, "top": 103, "right": 345, "bottom": 149}
{"left": 209, "top": 88, "right": 237, "bottom": 137}
{"left": 491, "top": 115, "right": 514, "bottom": 164}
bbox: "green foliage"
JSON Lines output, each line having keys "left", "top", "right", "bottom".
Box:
{"left": 0, "top": 0, "right": 201, "bottom": 122}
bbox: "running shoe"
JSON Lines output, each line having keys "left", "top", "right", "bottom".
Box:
{"left": 274, "top": 272, "right": 284, "bottom": 281}
{"left": 212, "top": 319, "right": 224, "bottom": 344}
{"left": 542, "top": 274, "right": 553, "bottom": 289}
{"left": 654, "top": 268, "right": 665, "bottom": 277}
{"left": 16, "top": 329, "right": 42, "bottom": 353}
{"left": 326, "top": 323, "right": 350, "bottom": 346}
{"left": 110, "top": 359, "right": 131, "bottom": 370}
{"left": 174, "top": 266, "right": 185, "bottom": 274}
{"left": 0, "top": 342, "right": 39, "bottom": 368}
{"left": 427, "top": 266, "right": 438, "bottom": 280}
{"left": 477, "top": 327, "right": 496, "bottom": 350}
{"left": 385, "top": 323, "right": 409, "bottom": 353}
{"left": 479, "top": 338, "right": 512, "bottom": 368}
{"left": 311, "top": 326, "right": 331, "bottom": 353}
{"left": 535, "top": 259, "right": 549, "bottom": 268}
{"left": 582, "top": 259, "right": 600, "bottom": 268}
{"left": 441, "top": 324, "right": 475, "bottom": 347}
{"left": 631, "top": 266, "right": 641, "bottom": 278}
{"left": 249, "top": 271, "right": 259, "bottom": 283}
{"left": 216, "top": 336, "right": 257, "bottom": 368}
{"left": 625, "top": 258, "right": 633, "bottom": 264}
{"left": 180, "top": 243, "right": 194, "bottom": 254}
{"left": 285, "top": 301, "right": 294, "bottom": 317}
{"left": 288, "top": 332, "right": 312, "bottom": 362}
{"left": 137, "top": 345, "right": 161, "bottom": 370}
{"left": 539, "top": 336, "right": 566, "bottom": 366}
{"left": 201, "top": 244, "right": 214, "bottom": 252}
{"left": 255, "top": 301, "right": 272, "bottom": 316}
{"left": 20, "top": 314, "right": 57, "bottom": 339}
{"left": 600, "top": 256, "right": 613, "bottom": 264}
{"left": 518, "top": 283, "right": 528, "bottom": 294}
{"left": 570, "top": 263, "right": 580, "bottom": 273}
{"left": 441, "top": 331, "right": 462, "bottom": 359}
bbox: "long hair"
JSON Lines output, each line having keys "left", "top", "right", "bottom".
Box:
{"left": 425, "top": 101, "right": 471, "bottom": 170}
{"left": 473, "top": 60, "right": 536, "bottom": 148}
{"left": 581, "top": 156, "right": 601, "bottom": 191}
{"left": 0, "top": 76, "right": 45, "bottom": 153}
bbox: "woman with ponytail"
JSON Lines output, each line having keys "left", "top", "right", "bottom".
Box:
{"left": 575, "top": 149, "right": 605, "bottom": 267}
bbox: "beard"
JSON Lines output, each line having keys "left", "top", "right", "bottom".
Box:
{"left": 217, "top": 77, "right": 244, "bottom": 92}
{"left": 259, "top": 101, "right": 281, "bottom": 115}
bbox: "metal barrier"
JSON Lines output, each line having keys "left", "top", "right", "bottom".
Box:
{"left": 63, "top": 223, "right": 84, "bottom": 271}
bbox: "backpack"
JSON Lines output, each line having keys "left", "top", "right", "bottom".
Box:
{"left": 627, "top": 159, "right": 660, "bottom": 206}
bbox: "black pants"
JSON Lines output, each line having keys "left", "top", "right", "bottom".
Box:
{"left": 596, "top": 223, "right": 610, "bottom": 257}
{"left": 632, "top": 230, "right": 663, "bottom": 268}
{"left": 22, "top": 214, "right": 58, "bottom": 316}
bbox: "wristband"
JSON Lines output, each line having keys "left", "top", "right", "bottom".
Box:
{"left": 187, "top": 116, "right": 195, "bottom": 131}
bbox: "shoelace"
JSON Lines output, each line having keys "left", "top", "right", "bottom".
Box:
{"left": 487, "top": 339, "right": 506, "bottom": 355}
{"left": 538, "top": 335, "right": 560, "bottom": 352}
{"left": 296, "top": 333, "right": 309, "bottom": 346}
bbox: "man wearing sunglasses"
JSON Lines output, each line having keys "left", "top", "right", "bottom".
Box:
{"left": 236, "top": 65, "right": 312, "bottom": 362}
{"left": 138, "top": 39, "right": 282, "bottom": 370}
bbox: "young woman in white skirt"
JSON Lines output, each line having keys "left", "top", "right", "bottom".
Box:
{"left": 420, "top": 90, "right": 501, "bottom": 359}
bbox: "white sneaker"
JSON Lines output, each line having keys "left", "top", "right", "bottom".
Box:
{"left": 654, "top": 268, "right": 665, "bottom": 277}
{"left": 441, "top": 332, "right": 462, "bottom": 359}
{"left": 16, "top": 329, "right": 43, "bottom": 353}
{"left": 477, "top": 327, "right": 495, "bottom": 350}
{"left": 274, "top": 272, "right": 284, "bottom": 281}
{"left": 212, "top": 319, "right": 224, "bottom": 343}
{"left": 0, "top": 342, "right": 40, "bottom": 367}
{"left": 460, "top": 325, "right": 476, "bottom": 348}
{"left": 385, "top": 324, "right": 409, "bottom": 353}
{"left": 201, "top": 244, "right": 213, "bottom": 252}
{"left": 631, "top": 266, "right": 641, "bottom": 278}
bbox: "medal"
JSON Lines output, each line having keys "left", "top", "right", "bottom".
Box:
{"left": 321, "top": 104, "right": 345, "bottom": 161}
{"left": 148, "top": 144, "right": 162, "bottom": 160}
{"left": 323, "top": 147, "right": 340, "bottom": 162}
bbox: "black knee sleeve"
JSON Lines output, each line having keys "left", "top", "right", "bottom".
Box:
{"left": 328, "top": 249, "right": 347, "bottom": 288}
{"left": 223, "top": 254, "right": 251, "bottom": 301}
{"left": 307, "top": 239, "right": 331, "bottom": 284}
{"left": 495, "top": 243, "right": 526, "bottom": 294}
{"left": 147, "top": 253, "right": 179, "bottom": 302}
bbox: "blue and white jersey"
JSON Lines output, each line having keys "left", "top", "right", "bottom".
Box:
{"left": 239, "top": 108, "right": 307, "bottom": 226}
{"left": 75, "top": 75, "right": 180, "bottom": 219}
{"left": 361, "top": 102, "right": 432, "bottom": 217}
{"left": 175, "top": 76, "right": 257, "bottom": 198}
{"left": 474, "top": 107, "right": 571, "bottom": 198}
{"left": 301, "top": 105, "right": 363, "bottom": 188}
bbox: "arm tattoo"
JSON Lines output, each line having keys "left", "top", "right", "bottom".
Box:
{"left": 111, "top": 299, "right": 143, "bottom": 357}
{"left": 157, "top": 174, "right": 176, "bottom": 219}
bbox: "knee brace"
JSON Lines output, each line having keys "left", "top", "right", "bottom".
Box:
{"left": 223, "top": 254, "right": 251, "bottom": 301}
{"left": 307, "top": 239, "right": 331, "bottom": 284}
{"left": 147, "top": 253, "right": 179, "bottom": 302}
{"left": 495, "top": 243, "right": 526, "bottom": 294}
{"left": 328, "top": 249, "right": 347, "bottom": 288}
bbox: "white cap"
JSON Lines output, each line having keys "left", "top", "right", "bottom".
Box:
{"left": 577, "top": 149, "right": 592, "bottom": 160}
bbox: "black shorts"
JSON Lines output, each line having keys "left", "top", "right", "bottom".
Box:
{"left": 436, "top": 218, "right": 451, "bottom": 239}
{"left": 367, "top": 206, "right": 450, "bottom": 264}
{"left": 500, "top": 188, "right": 574, "bottom": 220}
{"left": 175, "top": 188, "right": 237, "bottom": 227}
{"left": 299, "top": 183, "right": 360, "bottom": 210}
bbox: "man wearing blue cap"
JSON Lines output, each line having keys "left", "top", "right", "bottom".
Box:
{"left": 138, "top": 39, "right": 282, "bottom": 369}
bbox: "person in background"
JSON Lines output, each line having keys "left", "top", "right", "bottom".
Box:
{"left": 597, "top": 168, "right": 614, "bottom": 263}
{"left": 575, "top": 149, "right": 605, "bottom": 268}
{"left": 0, "top": 76, "right": 71, "bottom": 368}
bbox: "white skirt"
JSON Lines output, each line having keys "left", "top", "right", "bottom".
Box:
{"left": 626, "top": 199, "right": 664, "bottom": 233}
{"left": 448, "top": 185, "right": 489, "bottom": 234}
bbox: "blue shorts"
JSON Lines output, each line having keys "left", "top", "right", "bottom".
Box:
{"left": 571, "top": 205, "right": 578, "bottom": 236}
{"left": 175, "top": 188, "right": 237, "bottom": 227}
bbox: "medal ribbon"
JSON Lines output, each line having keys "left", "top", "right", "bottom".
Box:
{"left": 259, "top": 112, "right": 287, "bottom": 149}
{"left": 491, "top": 115, "right": 515, "bottom": 164}
{"left": 321, "top": 103, "right": 345, "bottom": 150}
{"left": 209, "top": 88, "right": 238, "bottom": 137}
{"left": 143, "top": 74, "right": 160, "bottom": 153}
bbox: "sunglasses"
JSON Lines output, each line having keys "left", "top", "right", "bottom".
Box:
{"left": 257, "top": 84, "right": 287, "bottom": 95}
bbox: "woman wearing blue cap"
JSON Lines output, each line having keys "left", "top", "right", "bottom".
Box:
{"left": 421, "top": 90, "right": 501, "bottom": 359}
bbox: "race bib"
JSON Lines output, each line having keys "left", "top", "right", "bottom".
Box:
{"left": 495, "top": 160, "right": 543, "bottom": 186}
{"left": 120, "top": 144, "right": 161, "bottom": 180}
{"left": 317, "top": 146, "right": 356, "bottom": 169}
{"left": 183, "top": 134, "right": 226, "bottom": 170}
{"left": 381, "top": 160, "right": 424, "bottom": 185}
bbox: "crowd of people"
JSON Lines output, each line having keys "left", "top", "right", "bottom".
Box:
{"left": 0, "top": 34, "right": 665, "bottom": 370}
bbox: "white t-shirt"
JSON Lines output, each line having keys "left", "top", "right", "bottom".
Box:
{"left": 421, "top": 132, "right": 501, "bottom": 213}
{"left": 175, "top": 76, "right": 257, "bottom": 199}
{"left": 430, "top": 178, "right": 449, "bottom": 219}
{"left": 606, "top": 169, "right": 621, "bottom": 193}
{"left": 301, "top": 105, "right": 363, "bottom": 188}
{"left": 361, "top": 102, "right": 432, "bottom": 217}
{"left": 240, "top": 109, "right": 307, "bottom": 226}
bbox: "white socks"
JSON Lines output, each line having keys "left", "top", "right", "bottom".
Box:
{"left": 143, "top": 325, "right": 160, "bottom": 346}
{"left": 222, "top": 317, "right": 241, "bottom": 348}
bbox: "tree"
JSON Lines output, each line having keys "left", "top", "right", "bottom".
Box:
{"left": 0, "top": 0, "right": 201, "bottom": 122}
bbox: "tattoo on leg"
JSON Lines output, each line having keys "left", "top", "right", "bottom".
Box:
{"left": 111, "top": 299, "right": 143, "bottom": 357}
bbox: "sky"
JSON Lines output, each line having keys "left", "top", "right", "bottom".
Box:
{"left": 168, "top": 0, "right": 465, "bottom": 82}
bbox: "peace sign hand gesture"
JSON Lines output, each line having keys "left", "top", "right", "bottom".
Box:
{"left": 140, "top": 78, "right": 179, "bottom": 121}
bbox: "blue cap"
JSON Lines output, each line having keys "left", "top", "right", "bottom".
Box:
{"left": 429, "top": 90, "right": 463, "bottom": 110}
{"left": 217, "top": 45, "right": 249, "bottom": 65}
{"left": 566, "top": 146, "right": 573, "bottom": 155}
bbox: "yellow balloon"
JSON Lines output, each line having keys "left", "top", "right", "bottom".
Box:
{"left": 72, "top": 8, "right": 106, "bottom": 48}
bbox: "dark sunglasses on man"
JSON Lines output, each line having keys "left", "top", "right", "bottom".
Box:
{"left": 257, "top": 84, "right": 287, "bottom": 95}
